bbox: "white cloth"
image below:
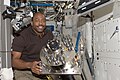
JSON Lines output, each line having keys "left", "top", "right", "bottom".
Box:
{"left": 1, "top": 68, "right": 13, "bottom": 80}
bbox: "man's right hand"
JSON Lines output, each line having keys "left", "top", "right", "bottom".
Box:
{"left": 30, "top": 61, "right": 42, "bottom": 75}
{"left": 12, "top": 51, "right": 42, "bottom": 75}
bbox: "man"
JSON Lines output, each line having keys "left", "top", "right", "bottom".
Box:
{"left": 12, "top": 11, "right": 75, "bottom": 80}
{"left": 11, "top": 12, "right": 54, "bottom": 80}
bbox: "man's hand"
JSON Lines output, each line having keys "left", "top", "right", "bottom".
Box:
{"left": 12, "top": 51, "right": 42, "bottom": 75}
{"left": 30, "top": 61, "right": 42, "bottom": 75}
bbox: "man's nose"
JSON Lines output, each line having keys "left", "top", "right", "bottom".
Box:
{"left": 39, "top": 21, "right": 43, "bottom": 25}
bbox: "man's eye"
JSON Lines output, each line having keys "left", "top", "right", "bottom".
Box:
{"left": 35, "top": 19, "right": 39, "bottom": 21}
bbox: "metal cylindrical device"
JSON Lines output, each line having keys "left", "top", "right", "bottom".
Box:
{"left": 40, "top": 38, "right": 82, "bottom": 75}
{"left": 40, "top": 39, "right": 65, "bottom": 69}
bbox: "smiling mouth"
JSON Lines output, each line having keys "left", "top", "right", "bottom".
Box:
{"left": 36, "top": 26, "right": 45, "bottom": 32}
{"left": 38, "top": 26, "right": 43, "bottom": 29}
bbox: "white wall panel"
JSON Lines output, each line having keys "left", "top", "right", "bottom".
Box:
{"left": 107, "top": 62, "right": 120, "bottom": 80}
{"left": 105, "top": 18, "right": 120, "bottom": 52}
{"left": 94, "top": 18, "right": 120, "bottom": 80}
{"left": 94, "top": 21, "right": 106, "bottom": 52}
{"left": 94, "top": 61, "right": 107, "bottom": 80}
{"left": 95, "top": 57, "right": 120, "bottom": 80}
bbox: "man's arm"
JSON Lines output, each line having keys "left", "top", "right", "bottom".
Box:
{"left": 12, "top": 51, "right": 42, "bottom": 74}
{"left": 12, "top": 51, "right": 32, "bottom": 69}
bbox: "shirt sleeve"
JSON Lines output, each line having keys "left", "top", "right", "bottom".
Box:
{"left": 12, "top": 35, "right": 25, "bottom": 52}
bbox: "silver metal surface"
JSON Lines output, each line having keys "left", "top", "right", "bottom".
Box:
{"left": 40, "top": 61, "right": 82, "bottom": 75}
{"left": 40, "top": 39, "right": 82, "bottom": 75}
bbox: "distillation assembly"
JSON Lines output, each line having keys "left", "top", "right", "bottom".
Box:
{"left": 39, "top": 35, "right": 85, "bottom": 75}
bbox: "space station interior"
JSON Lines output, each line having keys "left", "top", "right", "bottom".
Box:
{"left": 1, "top": 0, "right": 120, "bottom": 80}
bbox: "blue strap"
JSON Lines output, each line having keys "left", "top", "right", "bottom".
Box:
{"left": 75, "top": 32, "right": 81, "bottom": 53}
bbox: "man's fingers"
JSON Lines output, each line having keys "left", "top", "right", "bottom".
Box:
{"left": 30, "top": 61, "right": 43, "bottom": 75}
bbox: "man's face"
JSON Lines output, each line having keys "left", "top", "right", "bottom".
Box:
{"left": 32, "top": 13, "right": 46, "bottom": 33}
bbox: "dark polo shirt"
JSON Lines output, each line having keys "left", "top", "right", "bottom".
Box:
{"left": 12, "top": 26, "right": 54, "bottom": 62}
